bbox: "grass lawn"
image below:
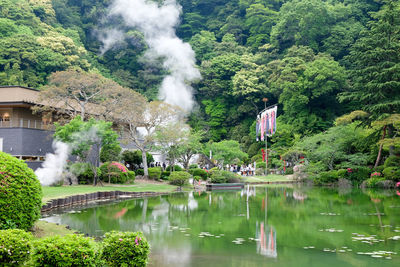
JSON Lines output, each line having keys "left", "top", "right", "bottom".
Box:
{"left": 42, "top": 181, "right": 177, "bottom": 203}
{"left": 243, "top": 174, "right": 294, "bottom": 183}
{"left": 32, "top": 220, "right": 76, "bottom": 239}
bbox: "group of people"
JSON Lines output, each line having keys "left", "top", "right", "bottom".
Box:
{"left": 227, "top": 164, "right": 256, "bottom": 176}
{"left": 149, "top": 162, "right": 167, "bottom": 169}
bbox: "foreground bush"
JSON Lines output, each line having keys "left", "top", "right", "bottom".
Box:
{"left": 189, "top": 168, "right": 208, "bottom": 180}
{"left": 211, "top": 170, "right": 241, "bottom": 183}
{"left": 32, "top": 234, "right": 101, "bottom": 266}
{"left": 148, "top": 167, "right": 162, "bottom": 180}
{"left": 169, "top": 171, "right": 190, "bottom": 186}
{"left": 102, "top": 231, "right": 150, "bottom": 267}
{"left": 0, "top": 229, "right": 32, "bottom": 265}
{"left": 0, "top": 152, "right": 42, "bottom": 230}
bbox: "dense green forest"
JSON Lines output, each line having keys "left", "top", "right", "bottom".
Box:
{"left": 1, "top": 0, "right": 400, "bottom": 180}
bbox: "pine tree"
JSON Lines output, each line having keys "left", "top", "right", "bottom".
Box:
{"left": 342, "top": 0, "right": 400, "bottom": 119}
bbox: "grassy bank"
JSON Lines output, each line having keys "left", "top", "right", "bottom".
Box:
{"left": 42, "top": 181, "right": 177, "bottom": 203}
{"left": 243, "top": 174, "right": 294, "bottom": 183}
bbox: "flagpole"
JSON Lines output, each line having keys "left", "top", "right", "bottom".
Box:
{"left": 265, "top": 135, "right": 268, "bottom": 176}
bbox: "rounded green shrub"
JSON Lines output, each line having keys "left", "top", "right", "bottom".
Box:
{"left": 161, "top": 171, "right": 170, "bottom": 180}
{"left": 382, "top": 167, "right": 400, "bottom": 181}
{"left": 314, "top": 170, "right": 339, "bottom": 185}
{"left": 384, "top": 156, "right": 400, "bottom": 168}
{"left": 189, "top": 168, "right": 208, "bottom": 180}
{"left": 189, "top": 164, "right": 198, "bottom": 169}
{"left": 211, "top": 170, "right": 240, "bottom": 183}
{"left": 148, "top": 167, "right": 162, "bottom": 180}
{"left": 168, "top": 171, "right": 190, "bottom": 186}
{"left": 0, "top": 152, "right": 42, "bottom": 230}
{"left": 32, "top": 234, "right": 101, "bottom": 266}
{"left": 365, "top": 177, "right": 386, "bottom": 188}
{"left": 0, "top": 229, "right": 32, "bottom": 265}
{"left": 102, "top": 231, "right": 150, "bottom": 267}
{"left": 166, "top": 165, "right": 183, "bottom": 172}
{"left": 347, "top": 167, "right": 371, "bottom": 184}
{"left": 337, "top": 169, "right": 347, "bottom": 178}
{"left": 100, "top": 162, "right": 131, "bottom": 184}
{"left": 136, "top": 169, "right": 144, "bottom": 176}
{"left": 256, "top": 162, "right": 266, "bottom": 169}
{"left": 127, "top": 171, "right": 136, "bottom": 183}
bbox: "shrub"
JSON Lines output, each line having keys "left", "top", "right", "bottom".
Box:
{"left": 100, "top": 162, "right": 129, "bottom": 184}
{"left": 32, "top": 234, "right": 101, "bottom": 266}
{"left": 373, "top": 165, "right": 385, "bottom": 173}
{"left": 122, "top": 150, "right": 154, "bottom": 169}
{"left": 314, "top": 170, "right": 338, "bottom": 185}
{"left": 337, "top": 169, "right": 347, "bottom": 178}
{"left": 148, "top": 167, "right": 162, "bottom": 180}
{"left": 70, "top": 163, "right": 102, "bottom": 185}
{"left": 384, "top": 156, "right": 400, "bottom": 168}
{"left": 102, "top": 231, "right": 150, "bottom": 267}
{"left": 0, "top": 229, "right": 32, "bottom": 265}
{"left": 0, "top": 152, "right": 42, "bottom": 230}
{"left": 127, "top": 171, "right": 135, "bottom": 183}
{"left": 211, "top": 170, "right": 240, "bottom": 183}
{"left": 189, "top": 168, "right": 208, "bottom": 180}
{"left": 256, "top": 162, "right": 266, "bottom": 169}
{"left": 166, "top": 165, "right": 183, "bottom": 172}
{"left": 161, "top": 171, "right": 170, "bottom": 180}
{"left": 189, "top": 164, "right": 198, "bottom": 169}
{"left": 100, "top": 144, "right": 121, "bottom": 163}
{"left": 285, "top": 167, "right": 294, "bottom": 175}
{"left": 136, "top": 169, "right": 144, "bottom": 176}
{"left": 168, "top": 171, "right": 190, "bottom": 186}
{"left": 347, "top": 167, "right": 371, "bottom": 184}
{"left": 383, "top": 167, "right": 400, "bottom": 181}
{"left": 365, "top": 177, "right": 386, "bottom": 188}
{"left": 193, "top": 176, "right": 202, "bottom": 181}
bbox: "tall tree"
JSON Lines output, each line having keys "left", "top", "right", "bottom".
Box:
{"left": 341, "top": 0, "right": 400, "bottom": 118}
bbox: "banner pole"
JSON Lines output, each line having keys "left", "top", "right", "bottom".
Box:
{"left": 265, "top": 135, "right": 268, "bottom": 175}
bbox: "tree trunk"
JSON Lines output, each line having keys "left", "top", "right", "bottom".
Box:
{"left": 374, "top": 125, "right": 387, "bottom": 168}
{"left": 141, "top": 150, "right": 149, "bottom": 178}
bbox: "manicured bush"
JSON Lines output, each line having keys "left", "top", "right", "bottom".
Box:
{"left": 70, "top": 162, "right": 102, "bottom": 185}
{"left": 100, "top": 162, "right": 130, "bottom": 184}
{"left": 136, "top": 169, "right": 144, "bottom": 176}
{"left": 161, "top": 171, "right": 170, "bottom": 180}
{"left": 314, "top": 170, "right": 339, "bottom": 185}
{"left": 256, "top": 162, "right": 266, "bottom": 169}
{"left": 0, "top": 152, "right": 42, "bottom": 230}
{"left": 211, "top": 170, "right": 240, "bottom": 183}
{"left": 384, "top": 156, "right": 400, "bottom": 168}
{"left": 189, "top": 168, "right": 208, "bottom": 180}
{"left": 148, "top": 167, "right": 162, "bottom": 180}
{"left": 127, "top": 171, "right": 136, "bottom": 183}
{"left": 365, "top": 177, "right": 386, "bottom": 188}
{"left": 169, "top": 171, "right": 190, "bottom": 186}
{"left": 189, "top": 164, "right": 198, "bottom": 169}
{"left": 0, "top": 229, "right": 32, "bottom": 265}
{"left": 383, "top": 167, "right": 400, "bottom": 181}
{"left": 102, "top": 231, "right": 150, "bottom": 267}
{"left": 32, "top": 234, "right": 101, "bottom": 266}
{"left": 337, "top": 169, "right": 347, "bottom": 178}
{"left": 166, "top": 165, "right": 183, "bottom": 172}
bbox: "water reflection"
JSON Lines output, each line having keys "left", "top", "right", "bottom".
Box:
{"left": 43, "top": 186, "right": 400, "bottom": 267}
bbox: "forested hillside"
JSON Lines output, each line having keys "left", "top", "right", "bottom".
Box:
{"left": 1, "top": 0, "right": 400, "bottom": 174}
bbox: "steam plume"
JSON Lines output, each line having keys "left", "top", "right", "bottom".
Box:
{"left": 102, "top": 0, "right": 201, "bottom": 112}
{"left": 35, "top": 141, "right": 70, "bottom": 186}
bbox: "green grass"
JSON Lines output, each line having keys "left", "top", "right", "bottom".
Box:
{"left": 42, "top": 182, "right": 177, "bottom": 203}
{"left": 243, "top": 174, "right": 294, "bottom": 183}
{"left": 33, "top": 220, "right": 76, "bottom": 239}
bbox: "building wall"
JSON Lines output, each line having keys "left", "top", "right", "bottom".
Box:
{"left": 0, "top": 127, "right": 54, "bottom": 156}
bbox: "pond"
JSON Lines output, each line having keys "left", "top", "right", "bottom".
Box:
{"left": 43, "top": 185, "right": 400, "bottom": 266}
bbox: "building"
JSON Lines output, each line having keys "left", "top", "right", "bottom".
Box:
{"left": 0, "top": 86, "right": 54, "bottom": 170}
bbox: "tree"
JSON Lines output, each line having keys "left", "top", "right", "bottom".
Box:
{"left": 121, "top": 150, "right": 154, "bottom": 170}
{"left": 117, "top": 98, "right": 180, "bottom": 178}
{"left": 341, "top": 0, "right": 400, "bottom": 118}
{"left": 177, "top": 130, "right": 205, "bottom": 170}
{"left": 54, "top": 116, "right": 119, "bottom": 185}
{"left": 37, "top": 70, "right": 127, "bottom": 120}
{"left": 205, "top": 140, "right": 248, "bottom": 168}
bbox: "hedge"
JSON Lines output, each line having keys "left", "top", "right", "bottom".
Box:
{"left": 0, "top": 152, "right": 42, "bottom": 230}
{"left": 148, "top": 167, "right": 162, "bottom": 180}
{"left": 0, "top": 229, "right": 32, "bottom": 265}
{"left": 169, "top": 171, "right": 190, "bottom": 186}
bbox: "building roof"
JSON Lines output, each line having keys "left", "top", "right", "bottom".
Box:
{"left": 0, "top": 86, "right": 40, "bottom": 106}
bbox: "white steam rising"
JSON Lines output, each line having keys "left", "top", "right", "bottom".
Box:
{"left": 98, "top": 28, "right": 125, "bottom": 55}
{"left": 35, "top": 126, "right": 102, "bottom": 186}
{"left": 35, "top": 141, "right": 70, "bottom": 186}
{"left": 102, "top": 0, "right": 201, "bottom": 112}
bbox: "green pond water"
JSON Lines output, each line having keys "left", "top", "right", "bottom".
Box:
{"left": 43, "top": 185, "right": 400, "bottom": 266}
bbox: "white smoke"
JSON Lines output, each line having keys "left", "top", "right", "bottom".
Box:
{"left": 102, "top": 0, "right": 201, "bottom": 112}
{"left": 35, "top": 141, "right": 70, "bottom": 186}
{"left": 35, "top": 126, "right": 102, "bottom": 186}
{"left": 98, "top": 28, "right": 125, "bottom": 55}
